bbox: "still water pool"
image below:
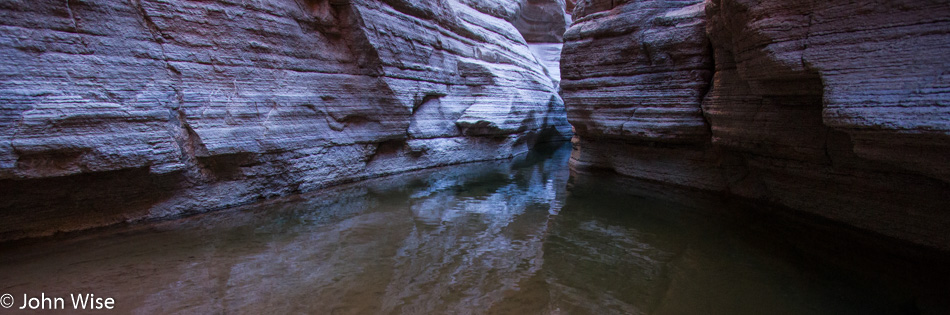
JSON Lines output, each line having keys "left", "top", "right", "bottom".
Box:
{"left": 0, "top": 143, "right": 935, "bottom": 314}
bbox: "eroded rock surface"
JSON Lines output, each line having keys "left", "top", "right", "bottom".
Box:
{"left": 562, "top": 0, "right": 950, "bottom": 250}
{"left": 0, "top": 0, "right": 571, "bottom": 240}
{"left": 514, "top": 0, "right": 571, "bottom": 86}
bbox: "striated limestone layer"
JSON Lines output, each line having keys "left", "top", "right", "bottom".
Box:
{"left": 562, "top": 0, "right": 950, "bottom": 251}
{"left": 0, "top": 0, "right": 571, "bottom": 240}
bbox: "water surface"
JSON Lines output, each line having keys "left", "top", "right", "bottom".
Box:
{"left": 0, "top": 144, "right": 935, "bottom": 314}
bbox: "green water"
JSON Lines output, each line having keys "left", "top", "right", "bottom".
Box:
{"left": 0, "top": 144, "right": 937, "bottom": 314}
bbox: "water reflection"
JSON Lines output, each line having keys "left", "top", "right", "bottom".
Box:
{"left": 0, "top": 144, "right": 938, "bottom": 314}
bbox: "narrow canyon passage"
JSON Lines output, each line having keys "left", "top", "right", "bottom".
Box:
{"left": 1, "top": 0, "right": 949, "bottom": 313}
{"left": 1, "top": 144, "right": 942, "bottom": 314}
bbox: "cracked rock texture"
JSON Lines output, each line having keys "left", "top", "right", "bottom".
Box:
{"left": 0, "top": 0, "right": 571, "bottom": 240}
{"left": 562, "top": 0, "right": 950, "bottom": 250}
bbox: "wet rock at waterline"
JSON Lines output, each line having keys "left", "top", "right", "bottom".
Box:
{"left": 0, "top": 0, "right": 571, "bottom": 240}
{"left": 2, "top": 144, "right": 945, "bottom": 314}
{"left": 561, "top": 0, "right": 950, "bottom": 250}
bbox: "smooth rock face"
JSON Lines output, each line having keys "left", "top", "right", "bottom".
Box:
{"left": 0, "top": 0, "right": 571, "bottom": 240}
{"left": 527, "top": 43, "right": 564, "bottom": 86}
{"left": 562, "top": 0, "right": 950, "bottom": 250}
{"left": 515, "top": 0, "right": 571, "bottom": 86}
{"left": 512, "top": 0, "right": 571, "bottom": 43}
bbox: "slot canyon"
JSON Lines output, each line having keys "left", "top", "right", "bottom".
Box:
{"left": 0, "top": 0, "right": 948, "bottom": 313}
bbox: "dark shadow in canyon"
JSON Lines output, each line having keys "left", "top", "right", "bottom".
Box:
{"left": 1, "top": 143, "right": 946, "bottom": 314}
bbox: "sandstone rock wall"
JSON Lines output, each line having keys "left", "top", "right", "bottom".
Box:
{"left": 513, "top": 0, "right": 571, "bottom": 86}
{"left": 562, "top": 0, "right": 950, "bottom": 250}
{"left": 0, "top": 0, "right": 570, "bottom": 240}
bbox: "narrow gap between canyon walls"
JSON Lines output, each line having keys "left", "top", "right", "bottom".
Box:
{"left": 0, "top": 0, "right": 949, "bottom": 313}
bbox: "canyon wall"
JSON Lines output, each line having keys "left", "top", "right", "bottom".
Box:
{"left": 562, "top": 0, "right": 950, "bottom": 250}
{"left": 0, "top": 0, "right": 570, "bottom": 240}
{"left": 515, "top": 0, "right": 571, "bottom": 86}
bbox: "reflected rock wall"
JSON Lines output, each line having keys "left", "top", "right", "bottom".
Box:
{"left": 561, "top": 0, "right": 950, "bottom": 251}
{"left": 0, "top": 143, "right": 574, "bottom": 314}
{"left": 0, "top": 0, "right": 571, "bottom": 240}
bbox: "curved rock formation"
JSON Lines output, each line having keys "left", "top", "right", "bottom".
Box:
{"left": 562, "top": 0, "right": 950, "bottom": 251}
{"left": 513, "top": 0, "right": 571, "bottom": 86}
{"left": 0, "top": 0, "right": 571, "bottom": 240}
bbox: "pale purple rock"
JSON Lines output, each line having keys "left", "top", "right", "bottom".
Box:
{"left": 0, "top": 0, "right": 571, "bottom": 240}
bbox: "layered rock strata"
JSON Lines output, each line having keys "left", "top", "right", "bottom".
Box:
{"left": 562, "top": 0, "right": 950, "bottom": 250}
{"left": 514, "top": 0, "right": 571, "bottom": 85}
{"left": 0, "top": 0, "right": 571, "bottom": 240}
